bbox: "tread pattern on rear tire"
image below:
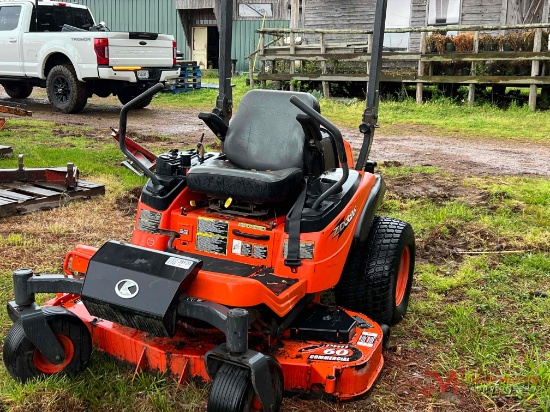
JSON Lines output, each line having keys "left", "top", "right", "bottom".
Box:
{"left": 46, "top": 65, "right": 88, "bottom": 114}
{"left": 207, "top": 363, "right": 254, "bottom": 412}
{"left": 334, "top": 215, "right": 415, "bottom": 325}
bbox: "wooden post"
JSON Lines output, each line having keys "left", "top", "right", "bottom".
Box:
{"left": 468, "top": 31, "right": 479, "bottom": 106}
{"left": 366, "top": 33, "right": 372, "bottom": 76}
{"left": 542, "top": 31, "right": 550, "bottom": 77}
{"left": 529, "top": 28, "right": 542, "bottom": 111}
{"left": 320, "top": 33, "right": 329, "bottom": 98}
{"left": 249, "top": 57, "right": 254, "bottom": 88}
{"left": 416, "top": 32, "right": 426, "bottom": 104}
{"left": 289, "top": 31, "right": 296, "bottom": 91}
{"left": 291, "top": 0, "right": 299, "bottom": 29}
{"left": 259, "top": 32, "right": 266, "bottom": 88}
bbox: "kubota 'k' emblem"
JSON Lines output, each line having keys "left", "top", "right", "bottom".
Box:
{"left": 115, "top": 279, "right": 139, "bottom": 299}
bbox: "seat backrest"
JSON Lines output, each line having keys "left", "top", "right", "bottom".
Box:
{"left": 223, "top": 89, "right": 320, "bottom": 172}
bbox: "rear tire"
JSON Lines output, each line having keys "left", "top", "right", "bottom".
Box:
{"left": 117, "top": 90, "right": 152, "bottom": 109}
{"left": 46, "top": 65, "right": 88, "bottom": 114}
{"left": 3, "top": 314, "right": 92, "bottom": 383}
{"left": 3, "top": 82, "right": 33, "bottom": 99}
{"left": 334, "top": 216, "right": 415, "bottom": 325}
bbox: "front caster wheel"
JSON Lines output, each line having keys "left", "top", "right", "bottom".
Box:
{"left": 3, "top": 314, "right": 92, "bottom": 383}
{"left": 207, "top": 360, "right": 283, "bottom": 412}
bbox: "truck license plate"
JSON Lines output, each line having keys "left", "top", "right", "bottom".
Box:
{"left": 137, "top": 70, "right": 149, "bottom": 79}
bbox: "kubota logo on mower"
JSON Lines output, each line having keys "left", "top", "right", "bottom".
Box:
{"left": 115, "top": 279, "right": 139, "bottom": 299}
{"left": 331, "top": 206, "right": 357, "bottom": 239}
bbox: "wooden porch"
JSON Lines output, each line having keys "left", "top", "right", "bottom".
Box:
{"left": 248, "top": 23, "right": 550, "bottom": 110}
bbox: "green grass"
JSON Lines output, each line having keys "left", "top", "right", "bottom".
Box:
{"left": 0, "top": 119, "right": 146, "bottom": 189}
{"left": 152, "top": 76, "right": 550, "bottom": 142}
{"left": 382, "top": 171, "right": 550, "bottom": 411}
{"left": 0, "top": 103, "right": 548, "bottom": 410}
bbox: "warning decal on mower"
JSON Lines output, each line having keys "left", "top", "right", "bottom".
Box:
{"left": 253, "top": 245, "right": 268, "bottom": 259}
{"left": 165, "top": 256, "right": 194, "bottom": 269}
{"left": 137, "top": 209, "right": 162, "bottom": 234}
{"left": 196, "top": 218, "right": 229, "bottom": 255}
{"left": 357, "top": 331, "right": 378, "bottom": 347}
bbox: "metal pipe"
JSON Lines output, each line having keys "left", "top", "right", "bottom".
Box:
{"left": 289, "top": 95, "right": 349, "bottom": 209}
{"left": 118, "top": 83, "right": 165, "bottom": 187}
{"left": 226, "top": 308, "right": 249, "bottom": 355}
{"left": 355, "top": 0, "right": 388, "bottom": 171}
{"left": 217, "top": 0, "right": 234, "bottom": 125}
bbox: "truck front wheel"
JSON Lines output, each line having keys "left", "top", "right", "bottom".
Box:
{"left": 3, "top": 82, "right": 33, "bottom": 99}
{"left": 46, "top": 65, "right": 88, "bottom": 114}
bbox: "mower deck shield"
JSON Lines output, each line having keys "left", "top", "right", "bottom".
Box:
{"left": 81, "top": 241, "right": 202, "bottom": 337}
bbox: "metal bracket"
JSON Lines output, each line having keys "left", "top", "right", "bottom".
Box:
{"left": 21, "top": 308, "right": 66, "bottom": 364}
{"left": 205, "top": 345, "right": 279, "bottom": 412}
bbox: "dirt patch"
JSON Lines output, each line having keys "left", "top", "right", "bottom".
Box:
{"left": 419, "top": 223, "right": 503, "bottom": 265}
{"left": 3, "top": 86, "right": 549, "bottom": 177}
{"left": 115, "top": 186, "right": 143, "bottom": 216}
{"left": 344, "top": 128, "right": 550, "bottom": 177}
{"left": 385, "top": 170, "right": 478, "bottom": 205}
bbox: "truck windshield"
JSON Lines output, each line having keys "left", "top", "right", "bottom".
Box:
{"left": 0, "top": 6, "right": 22, "bottom": 31}
{"left": 30, "top": 5, "right": 94, "bottom": 32}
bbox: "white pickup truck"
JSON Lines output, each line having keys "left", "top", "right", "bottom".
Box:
{"left": 0, "top": 0, "right": 179, "bottom": 113}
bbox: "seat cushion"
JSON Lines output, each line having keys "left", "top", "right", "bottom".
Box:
{"left": 187, "top": 160, "right": 303, "bottom": 203}
{"left": 223, "top": 89, "right": 321, "bottom": 171}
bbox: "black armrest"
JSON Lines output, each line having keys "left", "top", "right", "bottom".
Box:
{"left": 296, "top": 113, "right": 322, "bottom": 144}
{"left": 199, "top": 112, "right": 228, "bottom": 141}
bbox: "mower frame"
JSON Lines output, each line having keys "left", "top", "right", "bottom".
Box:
{"left": 2, "top": 0, "right": 412, "bottom": 410}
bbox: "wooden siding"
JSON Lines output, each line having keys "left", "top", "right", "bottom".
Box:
{"left": 460, "top": 0, "right": 504, "bottom": 26}
{"left": 409, "top": 0, "right": 426, "bottom": 51}
{"left": 303, "top": 0, "right": 375, "bottom": 30}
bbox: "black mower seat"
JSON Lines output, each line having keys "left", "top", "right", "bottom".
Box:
{"left": 188, "top": 89, "right": 321, "bottom": 203}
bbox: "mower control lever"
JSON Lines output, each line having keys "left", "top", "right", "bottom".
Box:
{"left": 289, "top": 95, "right": 349, "bottom": 209}
{"left": 119, "top": 83, "right": 165, "bottom": 188}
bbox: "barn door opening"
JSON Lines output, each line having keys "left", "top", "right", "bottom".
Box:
{"left": 192, "top": 26, "right": 220, "bottom": 69}
{"left": 207, "top": 26, "right": 220, "bottom": 69}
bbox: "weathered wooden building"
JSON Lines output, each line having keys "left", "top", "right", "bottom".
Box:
{"left": 301, "top": 0, "right": 550, "bottom": 51}
{"left": 75, "top": 0, "right": 550, "bottom": 72}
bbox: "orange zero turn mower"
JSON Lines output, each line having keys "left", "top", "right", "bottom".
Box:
{"left": 3, "top": 0, "right": 415, "bottom": 410}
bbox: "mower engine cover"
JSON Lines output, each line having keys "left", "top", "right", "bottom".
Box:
{"left": 80, "top": 241, "right": 202, "bottom": 337}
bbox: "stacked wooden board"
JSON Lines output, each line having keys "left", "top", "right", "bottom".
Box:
{"left": 0, "top": 158, "right": 105, "bottom": 217}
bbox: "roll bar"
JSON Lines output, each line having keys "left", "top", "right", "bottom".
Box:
{"left": 290, "top": 95, "right": 349, "bottom": 210}
{"left": 118, "top": 83, "right": 165, "bottom": 187}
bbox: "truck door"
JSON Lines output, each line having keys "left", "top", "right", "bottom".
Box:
{"left": 192, "top": 27, "right": 208, "bottom": 69}
{"left": 0, "top": 5, "right": 23, "bottom": 75}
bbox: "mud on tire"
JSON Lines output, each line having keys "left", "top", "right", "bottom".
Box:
{"left": 335, "top": 216, "right": 415, "bottom": 326}
{"left": 46, "top": 64, "right": 88, "bottom": 114}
